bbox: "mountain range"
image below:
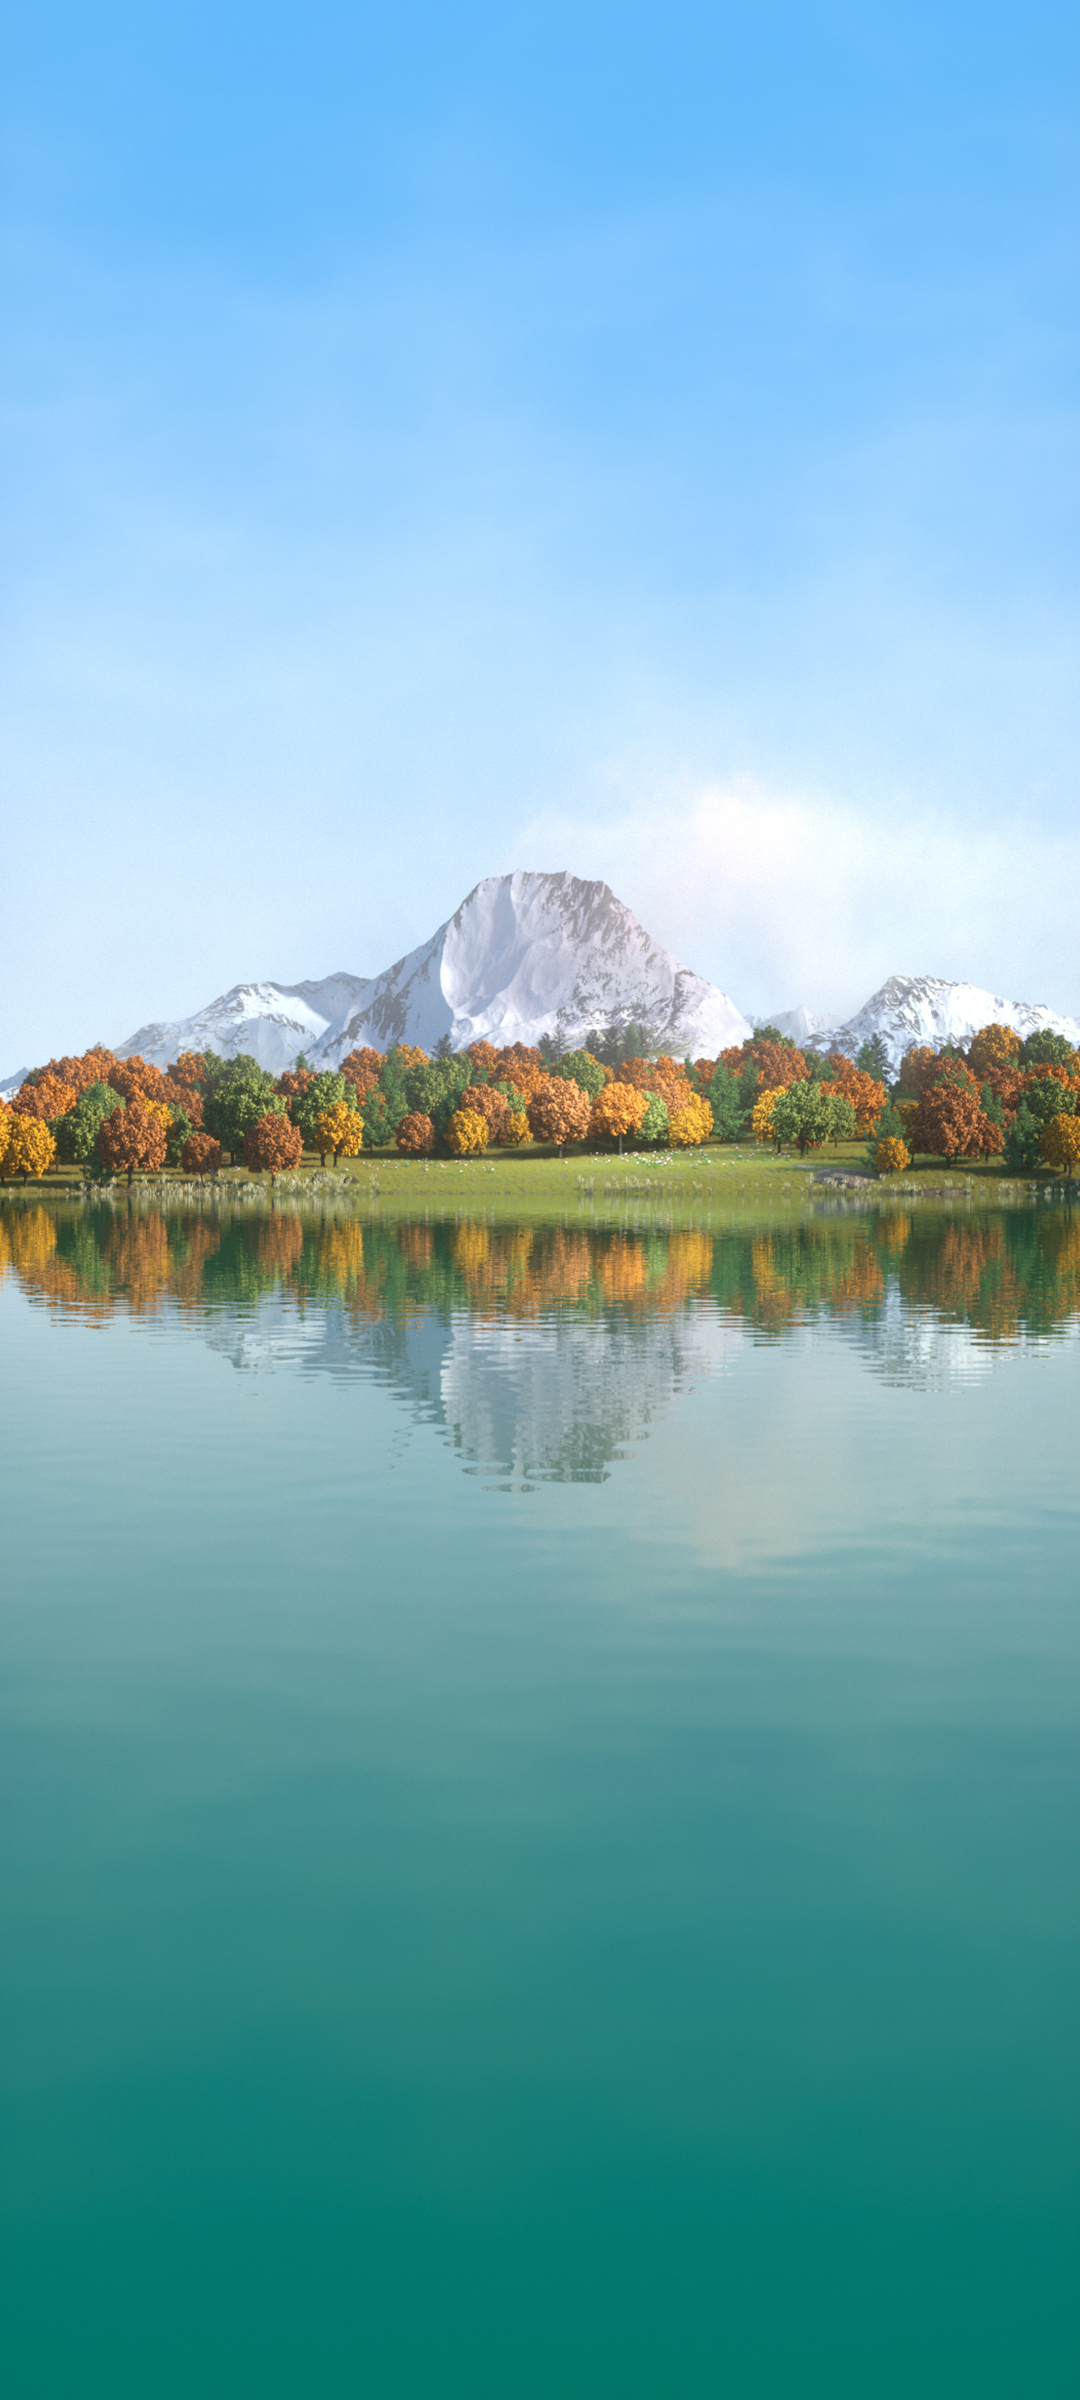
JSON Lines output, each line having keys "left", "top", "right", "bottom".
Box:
{"left": 5, "top": 872, "right": 1079, "bottom": 1090}
{"left": 115, "top": 873, "right": 752, "bottom": 1073}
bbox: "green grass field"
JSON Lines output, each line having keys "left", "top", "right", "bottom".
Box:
{"left": 3, "top": 1137, "right": 1057, "bottom": 1220}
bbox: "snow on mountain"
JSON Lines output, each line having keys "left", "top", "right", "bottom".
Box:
{"left": 116, "top": 874, "right": 751, "bottom": 1069}
{"left": 117, "top": 974, "right": 371, "bottom": 1075}
{"left": 802, "top": 975, "right": 1080, "bottom": 1074}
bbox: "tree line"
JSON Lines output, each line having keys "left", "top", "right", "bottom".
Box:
{"left": 1, "top": 1018, "right": 1078, "bottom": 1183}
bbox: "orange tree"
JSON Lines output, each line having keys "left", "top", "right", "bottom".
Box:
{"left": 875, "top": 1136, "right": 910, "bottom": 1175}
{"left": 669, "top": 1094, "right": 714, "bottom": 1147}
{"left": 180, "top": 1132, "right": 222, "bottom": 1174}
{"left": 447, "top": 1107, "right": 488, "bottom": 1155}
{"left": 316, "top": 1103, "right": 365, "bottom": 1163}
{"left": 244, "top": 1112, "right": 303, "bottom": 1182}
{"left": 588, "top": 1083, "right": 647, "bottom": 1147}
{"left": 97, "top": 1100, "right": 168, "bottom": 1184}
{"left": 527, "top": 1076, "right": 591, "bottom": 1150}
{"left": 822, "top": 1059, "right": 885, "bottom": 1133}
{"left": 898, "top": 1045, "right": 940, "bottom": 1096}
{"left": 460, "top": 1084, "right": 513, "bottom": 1145}
{"left": 396, "top": 1111, "right": 436, "bottom": 1154}
{"left": 908, "top": 1062, "right": 1002, "bottom": 1159}
{"left": 11, "top": 1071, "right": 79, "bottom": 1123}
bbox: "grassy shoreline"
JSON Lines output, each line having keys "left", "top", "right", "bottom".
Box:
{"left": 0, "top": 1138, "right": 1066, "bottom": 1219}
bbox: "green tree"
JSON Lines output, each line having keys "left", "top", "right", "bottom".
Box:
{"left": 706, "top": 1061, "right": 746, "bottom": 1141}
{"left": 863, "top": 1098, "right": 907, "bottom": 1172}
{"left": 639, "top": 1092, "right": 670, "bottom": 1144}
{"left": 551, "top": 1049, "right": 606, "bottom": 1101}
{"left": 1020, "top": 1030, "right": 1076, "bottom": 1068}
{"left": 1003, "top": 1100, "right": 1041, "bottom": 1171}
{"left": 402, "top": 1056, "right": 471, "bottom": 1137}
{"left": 1022, "top": 1078, "right": 1077, "bottom": 1132}
{"left": 53, "top": 1082, "right": 124, "bottom": 1167}
{"left": 771, "top": 1082, "right": 857, "bottom": 1156}
{"left": 855, "top": 1034, "right": 890, "bottom": 1082}
{"left": 202, "top": 1057, "right": 284, "bottom": 1163}
{"left": 290, "top": 1070, "right": 350, "bottom": 1157}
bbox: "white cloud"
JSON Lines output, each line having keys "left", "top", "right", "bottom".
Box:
{"left": 520, "top": 771, "right": 1080, "bottom": 1023}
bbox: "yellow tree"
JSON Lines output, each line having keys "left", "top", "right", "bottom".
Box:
{"left": 317, "top": 1103, "right": 364, "bottom": 1164}
{"left": 1040, "top": 1115, "right": 1080, "bottom": 1176}
{"left": 668, "top": 1095, "right": 714, "bottom": 1148}
{"left": 751, "top": 1088, "right": 782, "bottom": 1145}
{"left": 968, "top": 1022, "right": 1022, "bottom": 1077}
{"left": 5, "top": 1113, "right": 57, "bottom": 1183}
{"left": 447, "top": 1107, "right": 488, "bottom": 1155}
{"left": 875, "top": 1136, "right": 911, "bottom": 1175}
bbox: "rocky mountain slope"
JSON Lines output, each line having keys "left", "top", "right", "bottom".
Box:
{"left": 117, "top": 873, "right": 751, "bottom": 1070}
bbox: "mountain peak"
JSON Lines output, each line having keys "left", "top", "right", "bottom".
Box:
{"left": 115, "top": 874, "right": 751, "bottom": 1070}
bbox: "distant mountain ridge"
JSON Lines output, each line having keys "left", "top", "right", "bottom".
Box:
{"left": 784, "top": 975, "right": 1080, "bottom": 1075}
{"left": 7, "top": 889, "right": 1078, "bottom": 1092}
{"left": 116, "top": 873, "right": 752, "bottom": 1072}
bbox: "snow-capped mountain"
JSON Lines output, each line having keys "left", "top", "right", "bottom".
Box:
{"left": 119, "top": 974, "right": 369, "bottom": 1077}
{"left": 117, "top": 874, "right": 751, "bottom": 1069}
{"left": 801, "top": 975, "right": 1080, "bottom": 1074}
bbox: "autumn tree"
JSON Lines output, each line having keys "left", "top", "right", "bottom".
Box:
{"left": 968, "top": 1023, "right": 1022, "bottom": 1078}
{"left": 457, "top": 1084, "right": 512, "bottom": 1144}
{"left": 875, "top": 1136, "right": 910, "bottom": 1175}
{"left": 588, "top": 1083, "right": 647, "bottom": 1148}
{"left": 243, "top": 1112, "right": 303, "bottom": 1183}
{"left": 822, "top": 1059, "right": 885, "bottom": 1133}
{"left": 97, "top": 1100, "right": 168, "bottom": 1185}
{"left": 898, "top": 1045, "right": 939, "bottom": 1096}
{"left": 1040, "top": 1115, "right": 1080, "bottom": 1175}
{"left": 527, "top": 1076, "right": 591, "bottom": 1150}
{"left": 907, "top": 1062, "right": 1002, "bottom": 1160}
{"left": 447, "top": 1107, "right": 488, "bottom": 1155}
{"left": 12, "top": 1071, "right": 78, "bottom": 1123}
{"left": 180, "top": 1132, "right": 222, "bottom": 1174}
{"left": 751, "top": 1089, "right": 783, "bottom": 1145}
{"left": 3, "top": 1112, "right": 56, "bottom": 1182}
{"left": 396, "top": 1111, "right": 436, "bottom": 1154}
{"left": 289, "top": 1071, "right": 351, "bottom": 1156}
{"left": 316, "top": 1102, "right": 365, "bottom": 1163}
{"left": 668, "top": 1095, "right": 714, "bottom": 1147}
{"left": 340, "top": 1047, "right": 384, "bottom": 1101}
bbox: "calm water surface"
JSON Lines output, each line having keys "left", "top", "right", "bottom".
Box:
{"left": 1, "top": 1201, "right": 1078, "bottom": 2396}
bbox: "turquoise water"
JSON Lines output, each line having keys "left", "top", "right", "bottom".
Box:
{"left": 1, "top": 1202, "right": 1078, "bottom": 2396}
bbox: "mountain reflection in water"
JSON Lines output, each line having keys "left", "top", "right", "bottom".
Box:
{"left": 3, "top": 1203, "right": 1079, "bottom": 1484}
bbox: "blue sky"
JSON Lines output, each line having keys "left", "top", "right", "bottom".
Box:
{"left": 3, "top": 1, "right": 1079, "bottom": 1071}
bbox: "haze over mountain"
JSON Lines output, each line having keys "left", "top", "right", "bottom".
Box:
{"left": 117, "top": 873, "right": 752, "bottom": 1071}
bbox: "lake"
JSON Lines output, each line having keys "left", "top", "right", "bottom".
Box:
{"left": 1, "top": 1198, "right": 1078, "bottom": 2396}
